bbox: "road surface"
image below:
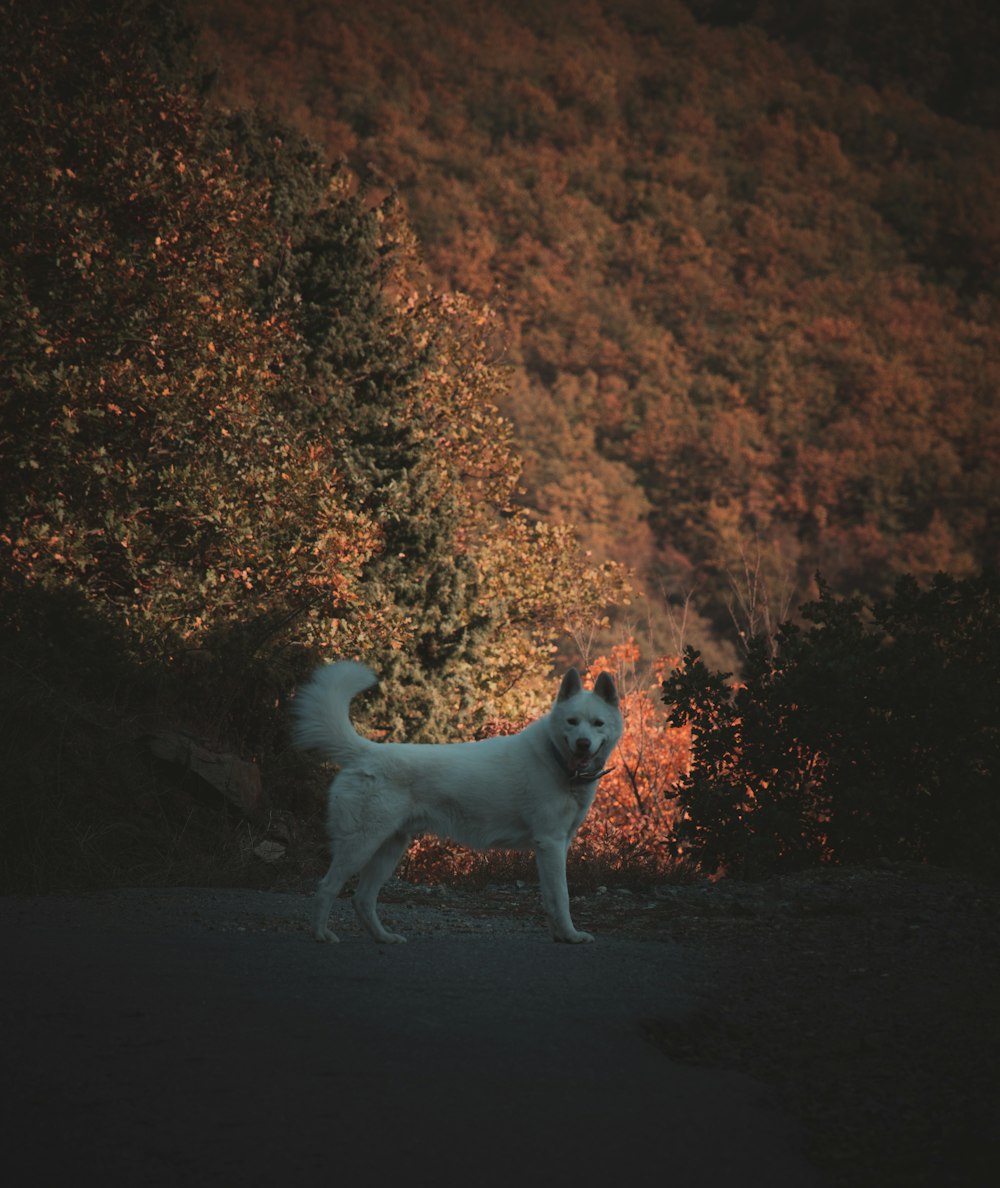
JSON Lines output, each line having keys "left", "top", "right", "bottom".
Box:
{"left": 1, "top": 888, "right": 828, "bottom": 1186}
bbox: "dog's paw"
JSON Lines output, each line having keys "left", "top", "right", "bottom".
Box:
{"left": 375, "top": 931, "right": 407, "bottom": 945}
{"left": 555, "top": 929, "right": 595, "bottom": 944}
{"left": 314, "top": 928, "right": 341, "bottom": 943}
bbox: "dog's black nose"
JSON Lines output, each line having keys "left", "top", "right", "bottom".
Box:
{"left": 575, "top": 739, "right": 591, "bottom": 753}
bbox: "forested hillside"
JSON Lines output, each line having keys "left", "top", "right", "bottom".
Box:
{"left": 192, "top": 0, "right": 1000, "bottom": 651}
{"left": 689, "top": 0, "right": 1000, "bottom": 129}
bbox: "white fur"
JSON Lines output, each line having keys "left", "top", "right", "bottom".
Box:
{"left": 293, "top": 661, "right": 622, "bottom": 944}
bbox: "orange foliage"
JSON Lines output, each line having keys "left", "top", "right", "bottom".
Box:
{"left": 195, "top": 0, "right": 1000, "bottom": 644}
{"left": 575, "top": 642, "right": 691, "bottom": 880}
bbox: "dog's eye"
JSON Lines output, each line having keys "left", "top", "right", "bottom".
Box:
{"left": 594, "top": 719, "right": 604, "bottom": 728}
{"left": 567, "top": 717, "right": 580, "bottom": 726}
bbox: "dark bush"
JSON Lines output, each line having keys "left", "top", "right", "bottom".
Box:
{"left": 662, "top": 573, "right": 1000, "bottom": 877}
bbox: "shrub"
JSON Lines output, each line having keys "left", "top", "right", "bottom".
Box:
{"left": 662, "top": 573, "right": 1000, "bottom": 876}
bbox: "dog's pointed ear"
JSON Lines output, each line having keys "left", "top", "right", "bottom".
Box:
{"left": 594, "top": 671, "right": 619, "bottom": 708}
{"left": 557, "top": 667, "right": 583, "bottom": 701}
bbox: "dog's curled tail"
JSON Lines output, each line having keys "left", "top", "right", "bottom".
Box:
{"left": 292, "top": 660, "right": 378, "bottom": 765}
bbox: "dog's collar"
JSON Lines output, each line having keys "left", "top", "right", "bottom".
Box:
{"left": 549, "top": 740, "right": 615, "bottom": 784}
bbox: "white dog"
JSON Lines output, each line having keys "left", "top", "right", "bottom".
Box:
{"left": 293, "top": 661, "right": 622, "bottom": 944}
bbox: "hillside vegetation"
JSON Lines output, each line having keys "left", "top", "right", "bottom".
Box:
{"left": 0, "top": 0, "right": 620, "bottom": 887}
{"left": 194, "top": 0, "right": 1000, "bottom": 650}
{"left": 3, "top": 0, "right": 998, "bottom": 888}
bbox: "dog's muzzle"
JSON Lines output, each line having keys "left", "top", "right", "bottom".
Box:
{"left": 551, "top": 741, "right": 615, "bottom": 783}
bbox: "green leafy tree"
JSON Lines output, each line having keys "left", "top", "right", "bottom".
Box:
{"left": 211, "top": 108, "right": 627, "bottom": 737}
{"left": 0, "top": 0, "right": 631, "bottom": 891}
{"left": 2, "top": 1, "right": 627, "bottom": 748}
{"left": 0, "top": 1, "right": 382, "bottom": 676}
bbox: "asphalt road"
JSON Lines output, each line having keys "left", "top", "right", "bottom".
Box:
{"left": 1, "top": 889, "right": 828, "bottom": 1187}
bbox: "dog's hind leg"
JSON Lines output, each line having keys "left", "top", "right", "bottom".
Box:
{"left": 353, "top": 833, "right": 411, "bottom": 944}
{"left": 312, "top": 829, "right": 384, "bottom": 942}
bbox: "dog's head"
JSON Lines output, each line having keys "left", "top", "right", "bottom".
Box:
{"left": 551, "top": 668, "right": 623, "bottom": 780}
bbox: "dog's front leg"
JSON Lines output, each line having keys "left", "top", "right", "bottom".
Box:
{"left": 534, "top": 839, "right": 594, "bottom": 943}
